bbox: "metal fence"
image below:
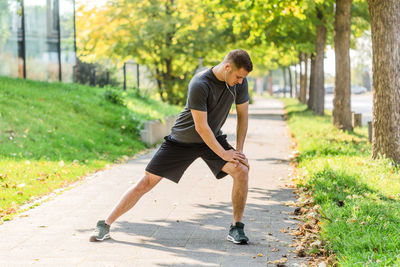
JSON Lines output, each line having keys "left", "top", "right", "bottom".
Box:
{"left": 76, "top": 59, "right": 157, "bottom": 93}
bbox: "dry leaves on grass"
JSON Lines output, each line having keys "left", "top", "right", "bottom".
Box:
{"left": 286, "top": 135, "right": 337, "bottom": 266}
{"left": 287, "top": 186, "right": 337, "bottom": 266}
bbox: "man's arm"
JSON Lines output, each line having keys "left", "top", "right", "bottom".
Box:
{"left": 191, "top": 109, "right": 246, "bottom": 165}
{"left": 236, "top": 101, "right": 249, "bottom": 152}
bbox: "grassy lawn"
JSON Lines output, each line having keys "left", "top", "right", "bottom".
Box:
{"left": 0, "top": 77, "right": 181, "bottom": 221}
{"left": 282, "top": 98, "right": 400, "bottom": 266}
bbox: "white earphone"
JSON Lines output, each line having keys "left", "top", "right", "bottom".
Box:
{"left": 224, "top": 70, "right": 237, "bottom": 100}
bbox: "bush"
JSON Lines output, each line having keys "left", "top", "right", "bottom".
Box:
{"left": 76, "top": 58, "right": 120, "bottom": 88}
{"left": 104, "top": 90, "right": 124, "bottom": 106}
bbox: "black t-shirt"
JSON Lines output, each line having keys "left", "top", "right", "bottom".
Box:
{"left": 169, "top": 67, "right": 249, "bottom": 143}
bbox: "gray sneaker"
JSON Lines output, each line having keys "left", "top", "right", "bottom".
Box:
{"left": 227, "top": 222, "right": 249, "bottom": 244}
{"left": 89, "top": 220, "right": 111, "bottom": 242}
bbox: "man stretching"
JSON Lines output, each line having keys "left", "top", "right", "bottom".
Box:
{"left": 90, "top": 49, "right": 253, "bottom": 244}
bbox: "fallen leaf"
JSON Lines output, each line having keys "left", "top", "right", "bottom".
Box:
{"left": 272, "top": 248, "right": 280, "bottom": 252}
{"left": 268, "top": 258, "right": 288, "bottom": 264}
{"left": 295, "top": 246, "right": 306, "bottom": 257}
{"left": 310, "top": 240, "right": 322, "bottom": 248}
{"left": 284, "top": 201, "right": 296, "bottom": 206}
{"left": 257, "top": 253, "right": 263, "bottom": 257}
{"left": 293, "top": 207, "right": 302, "bottom": 215}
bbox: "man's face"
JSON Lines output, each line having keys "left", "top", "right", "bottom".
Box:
{"left": 225, "top": 64, "right": 249, "bottom": 87}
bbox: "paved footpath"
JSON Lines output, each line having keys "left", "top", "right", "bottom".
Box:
{"left": 0, "top": 98, "right": 305, "bottom": 267}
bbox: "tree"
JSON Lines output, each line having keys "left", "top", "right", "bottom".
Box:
{"left": 77, "top": 0, "right": 225, "bottom": 104}
{"left": 298, "top": 53, "right": 308, "bottom": 104}
{"left": 308, "top": 53, "right": 316, "bottom": 110}
{"left": 367, "top": 0, "right": 400, "bottom": 164}
{"left": 305, "top": 2, "right": 333, "bottom": 115}
{"left": 313, "top": 6, "right": 328, "bottom": 115}
{"left": 292, "top": 1, "right": 334, "bottom": 113}
{"left": 333, "top": 0, "right": 353, "bottom": 130}
{"left": 332, "top": 0, "right": 369, "bottom": 130}
{"left": 288, "top": 65, "right": 293, "bottom": 97}
{"left": 226, "top": 0, "right": 314, "bottom": 92}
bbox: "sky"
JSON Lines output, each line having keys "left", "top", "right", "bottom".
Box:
{"left": 324, "top": 33, "right": 372, "bottom": 77}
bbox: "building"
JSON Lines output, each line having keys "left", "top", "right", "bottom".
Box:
{"left": 0, "top": 0, "right": 76, "bottom": 83}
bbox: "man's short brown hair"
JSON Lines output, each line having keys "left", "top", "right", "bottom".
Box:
{"left": 224, "top": 49, "right": 253, "bottom": 72}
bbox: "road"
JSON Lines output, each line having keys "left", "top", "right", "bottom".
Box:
{"left": 325, "top": 93, "right": 373, "bottom": 125}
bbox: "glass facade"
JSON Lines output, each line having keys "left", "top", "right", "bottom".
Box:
{"left": 60, "top": 0, "right": 76, "bottom": 82}
{"left": 0, "top": 0, "right": 20, "bottom": 78}
{"left": 25, "top": 0, "right": 59, "bottom": 81}
{"left": 0, "top": 0, "right": 76, "bottom": 82}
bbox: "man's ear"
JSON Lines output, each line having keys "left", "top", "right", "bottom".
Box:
{"left": 224, "top": 63, "right": 231, "bottom": 72}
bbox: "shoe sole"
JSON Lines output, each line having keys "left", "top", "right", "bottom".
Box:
{"left": 89, "top": 233, "right": 110, "bottom": 242}
{"left": 226, "top": 235, "right": 248, "bottom": 245}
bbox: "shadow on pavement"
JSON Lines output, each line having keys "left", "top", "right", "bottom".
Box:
{"left": 77, "top": 186, "right": 297, "bottom": 266}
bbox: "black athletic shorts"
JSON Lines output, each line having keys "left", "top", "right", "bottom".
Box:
{"left": 145, "top": 134, "right": 233, "bottom": 183}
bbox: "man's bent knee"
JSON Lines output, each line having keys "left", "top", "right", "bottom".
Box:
{"left": 235, "top": 163, "right": 249, "bottom": 176}
{"left": 228, "top": 164, "right": 249, "bottom": 182}
{"left": 222, "top": 162, "right": 249, "bottom": 177}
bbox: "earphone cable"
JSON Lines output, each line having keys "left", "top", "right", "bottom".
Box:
{"left": 224, "top": 71, "right": 237, "bottom": 101}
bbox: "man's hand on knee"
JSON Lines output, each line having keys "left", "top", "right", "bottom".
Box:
{"left": 237, "top": 157, "right": 249, "bottom": 170}
{"left": 233, "top": 150, "right": 249, "bottom": 170}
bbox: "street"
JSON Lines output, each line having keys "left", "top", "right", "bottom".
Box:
{"left": 325, "top": 93, "right": 373, "bottom": 125}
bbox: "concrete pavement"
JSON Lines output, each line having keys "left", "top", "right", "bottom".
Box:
{"left": 0, "top": 98, "right": 304, "bottom": 266}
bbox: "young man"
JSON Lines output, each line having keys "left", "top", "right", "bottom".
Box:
{"left": 90, "top": 49, "right": 253, "bottom": 244}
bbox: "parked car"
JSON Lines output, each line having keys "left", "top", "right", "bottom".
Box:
{"left": 273, "top": 86, "right": 291, "bottom": 94}
{"left": 351, "top": 85, "right": 368, "bottom": 94}
{"left": 324, "top": 85, "right": 368, "bottom": 95}
{"left": 325, "top": 84, "right": 334, "bottom": 94}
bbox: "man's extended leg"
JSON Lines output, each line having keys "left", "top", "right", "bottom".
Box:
{"left": 90, "top": 171, "right": 162, "bottom": 241}
{"left": 222, "top": 162, "right": 249, "bottom": 244}
{"left": 105, "top": 171, "right": 162, "bottom": 225}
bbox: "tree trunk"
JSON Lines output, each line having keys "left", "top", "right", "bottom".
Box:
{"left": 299, "top": 53, "right": 308, "bottom": 104}
{"left": 308, "top": 53, "right": 316, "bottom": 110}
{"left": 288, "top": 66, "right": 293, "bottom": 98}
{"left": 367, "top": 0, "right": 400, "bottom": 164}
{"left": 298, "top": 54, "right": 302, "bottom": 101}
{"left": 155, "top": 67, "right": 166, "bottom": 102}
{"left": 295, "top": 64, "right": 298, "bottom": 98}
{"left": 282, "top": 67, "right": 287, "bottom": 98}
{"left": 313, "top": 10, "right": 327, "bottom": 116}
{"left": 267, "top": 71, "right": 273, "bottom": 95}
{"left": 333, "top": 0, "right": 353, "bottom": 130}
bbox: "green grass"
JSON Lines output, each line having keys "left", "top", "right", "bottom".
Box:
{"left": 282, "top": 98, "right": 400, "bottom": 266}
{"left": 0, "top": 77, "right": 181, "bottom": 221}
